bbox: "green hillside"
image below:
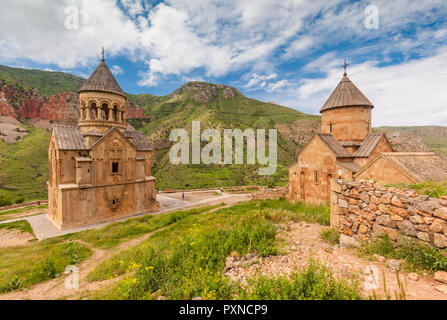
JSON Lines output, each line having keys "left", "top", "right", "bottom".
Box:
{"left": 0, "top": 65, "right": 85, "bottom": 97}
{"left": 0, "top": 123, "right": 49, "bottom": 203}
{"left": 127, "top": 82, "right": 320, "bottom": 190}
{"left": 0, "top": 67, "right": 321, "bottom": 201}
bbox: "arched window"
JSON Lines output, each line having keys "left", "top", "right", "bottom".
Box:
{"left": 113, "top": 105, "right": 119, "bottom": 121}
{"left": 101, "top": 103, "right": 109, "bottom": 120}
{"left": 90, "top": 103, "right": 97, "bottom": 119}
{"left": 329, "top": 123, "right": 333, "bottom": 133}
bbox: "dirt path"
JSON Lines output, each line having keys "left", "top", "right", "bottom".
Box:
{"left": 0, "top": 229, "right": 35, "bottom": 248}
{"left": 0, "top": 198, "right": 249, "bottom": 300}
{"left": 225, "top": 221, "right": 447, "bottom": 300}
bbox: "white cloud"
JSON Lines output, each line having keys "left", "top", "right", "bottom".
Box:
{"left": 245, "top": 73, "right": 278, "bottom": 88}
{"left": 273, "top": 49, "right": 447, "bottom": 126}
{"left": 111, "top": 65, "right": 124, "bottom": 75}
{"left": 283, "top": 36, "right": 314, "bottom": 58}
{"left": 0, "top": 0, "right": 140, "bottom": 68}
{"left": 267, "top": 80, "right": 288, "bottom": 93}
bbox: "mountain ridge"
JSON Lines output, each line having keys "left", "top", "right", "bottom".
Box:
{"left": 0, "top": 63, "right": 445, "bottom": 203}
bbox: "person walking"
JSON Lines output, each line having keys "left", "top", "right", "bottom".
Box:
{"left": 182, "top": 192, "right": 185, "bottom": 201}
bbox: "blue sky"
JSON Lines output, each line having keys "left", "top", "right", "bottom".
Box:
{"left": 0, "top": 0, "right": 447, "bottom": 126}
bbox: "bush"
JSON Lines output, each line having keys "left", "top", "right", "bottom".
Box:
{"left": 0, "top": 195, "right": 12, "bottom": 207}
{"left": 239, "top": 261, "right": 362, "bottom": 300}
{"left": 320, "top": 228, "right": 340, "bottom": 245}
{"left": 94, "top": 216, "right": 278, "bottom": 300}
{"left": 15, "top": 197, "right": 25, "bottom": 204}
{"left": 358, "top": 235, "right": 447, "bottom": 272}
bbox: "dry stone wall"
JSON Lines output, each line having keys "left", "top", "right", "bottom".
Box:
{"left": 251, "top": 186, "right": 287, "bottom": 200}
{"left": 330, "top": 179, "right": 447, "bottom": 248}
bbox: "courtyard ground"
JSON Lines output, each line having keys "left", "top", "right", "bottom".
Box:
{"left": 0, "top": 190, "right": 248, "bottom": 241}
{"left": 1, "top": 198, "right": 447, "bottom": 300}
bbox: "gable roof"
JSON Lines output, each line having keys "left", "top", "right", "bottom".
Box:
{"left": 123, "top": 131, "right": 152, "bottom": 151}
{"left": 317, "top": 133, "right": 352, "bottom": 158}
{"left": 336, "top": 161, "right": 361, "bottom": 173}
{"left": 78, "top": 59, "right": 125, "bottom": 97}
{"left": 90, "top": 127, "right": 136, "bottom": 151}
{"left": 356, "top": 152, "right": 447, "bottom": 183}
{"left": 320, "top": 75, "right": 373, "bottom": 113}
{"left": 52, "top": 125, "right": 89, "bottom": 150}
{"left": 353, "top": 133, "right": 387, "bottom": 157}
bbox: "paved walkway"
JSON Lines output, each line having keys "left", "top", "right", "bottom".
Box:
{"left": 0, "top": 192, "right": 250, "bottom": 240}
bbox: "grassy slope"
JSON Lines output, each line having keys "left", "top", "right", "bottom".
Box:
{"left": 0, "top": 65, "right": 85, "bottom": 97}
{"left": 0, "top": 123, "right": 49, "bottom": 202}
{"left": 127, "top": 85, "right": 320, "bottom": 189}
{"left": 376, "top": 125, "right": 447, "bottom": 155}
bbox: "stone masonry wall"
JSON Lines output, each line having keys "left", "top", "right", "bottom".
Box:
{"left": 330, "top": 179, "right": 447, "bottom": 248}
{"left": 251, "top": 186, "right": 287, "bottom": 200}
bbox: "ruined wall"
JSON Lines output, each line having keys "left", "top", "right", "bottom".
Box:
{"left": 251, "top": 186, "right": 287, "bottom": 200}
{"left": 330, "top": 179, "right": 447, "bottom": 248}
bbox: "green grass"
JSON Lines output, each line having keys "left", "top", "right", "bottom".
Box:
{"left": 0, "top": 204, "right": 47, "bottom": 217}
{"left": 386, "top": 181, "right": 447, "bottom": 198}
{"left": 0, "top": 239, "right": 92, "bottom": 293}
{"left": 65, "top": 204, "right": 224, "bottom": 249}
{"left": 87, "top": 199, "right": 337, "bottom": 300}
{"left": 238, "top": 261, "right": 361, "bottom": 300}
{"left": 0, "top": 220, "right": 35, "bottom": 238}
{"left": 358, "top": 235, "right": 447, "bottom": 273}
{"left": 320, "top": 228, "right": 340, "bottom": 245}
{"left": 0, "top": 125, "right": 50, "bottom": 202}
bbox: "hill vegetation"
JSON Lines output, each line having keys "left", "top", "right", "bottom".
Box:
{"left": 0, "top": 64, "right": 446, "bottom": 201}
{"left": 0, "top": 65, "right": 85, "bottom": 97}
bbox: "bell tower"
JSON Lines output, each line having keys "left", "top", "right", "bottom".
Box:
{"left": 78, "top": 49, "right": 127, "bottom": 134}
{"left": 320, "top": 60, "right": 374, "bottom": 143}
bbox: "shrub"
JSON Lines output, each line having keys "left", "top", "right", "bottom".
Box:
{"left": 15, "top": 197, "right": 25, "bottom": 204}
{"left": 0, "top": 195, "right": 12, "bottom": 207}
{"left": 358, "top": 235, "right": 447, "bottom": 272}
{"left": 239, "top": 261, "right": 362, "bottom": 300}
{"left": 320, "top": 228, "right": 340, "bottom": 245}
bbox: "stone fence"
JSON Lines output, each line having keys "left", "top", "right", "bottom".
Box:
{"left": 330, "top": 179, "right": 447, "bottom": 248}
{"left": 251, "top": 186, "right": 287, "bottom": 200}
{"left": 0, "top": 200, "right": 48, "bottom": 212}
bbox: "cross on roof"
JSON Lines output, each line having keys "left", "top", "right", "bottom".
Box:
{"left": 343, "top": 59, "right": 348, "bottom": 76}
{"left": 101, "top": 47, "right": 105, "bottom": 61}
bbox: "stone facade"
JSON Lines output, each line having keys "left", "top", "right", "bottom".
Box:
{"left": 330, "top": 179, "right": 447, "bottom": 248}
{"left": 288, "top": 69, "right": 446, "bottom": 205}
{"left": 47, "top": 57, "right": 159, "bottom": 229}
{"left": 321, "top": 106, "right": 371, "bottom": 143}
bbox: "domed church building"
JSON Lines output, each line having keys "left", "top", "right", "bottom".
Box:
{"left": 47, "top": 54, "right": 159, "bottom": 229}
{"left": 288, "top": 62, "right": 447, "bottom": 204}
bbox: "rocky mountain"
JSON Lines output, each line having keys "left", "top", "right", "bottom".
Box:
{"left": 0, "top": 65, "right": 146, "bottom": 130}
{"left": 376, "top": 126, "right": 447, "bottom": 155}
{"left": 126, "top": 81, "right": 320, "bottom": 190}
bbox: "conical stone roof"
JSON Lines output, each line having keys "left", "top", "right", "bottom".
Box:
{"left": 320, "top": 75, "right": 373, "bottom": 113}
{"left": 79, "top": 59, "right": 125, "bottom": 97}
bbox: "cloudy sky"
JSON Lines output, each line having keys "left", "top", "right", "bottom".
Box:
{"left": 0, "top": 0, "right": 446, "bottom": 126}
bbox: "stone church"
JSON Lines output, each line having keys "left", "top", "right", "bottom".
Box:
{"left": 47, "top": 56, "right": 159, "bottom": 229}
{"left": 288, "top": 65, "right": 447, "bottom": 204}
